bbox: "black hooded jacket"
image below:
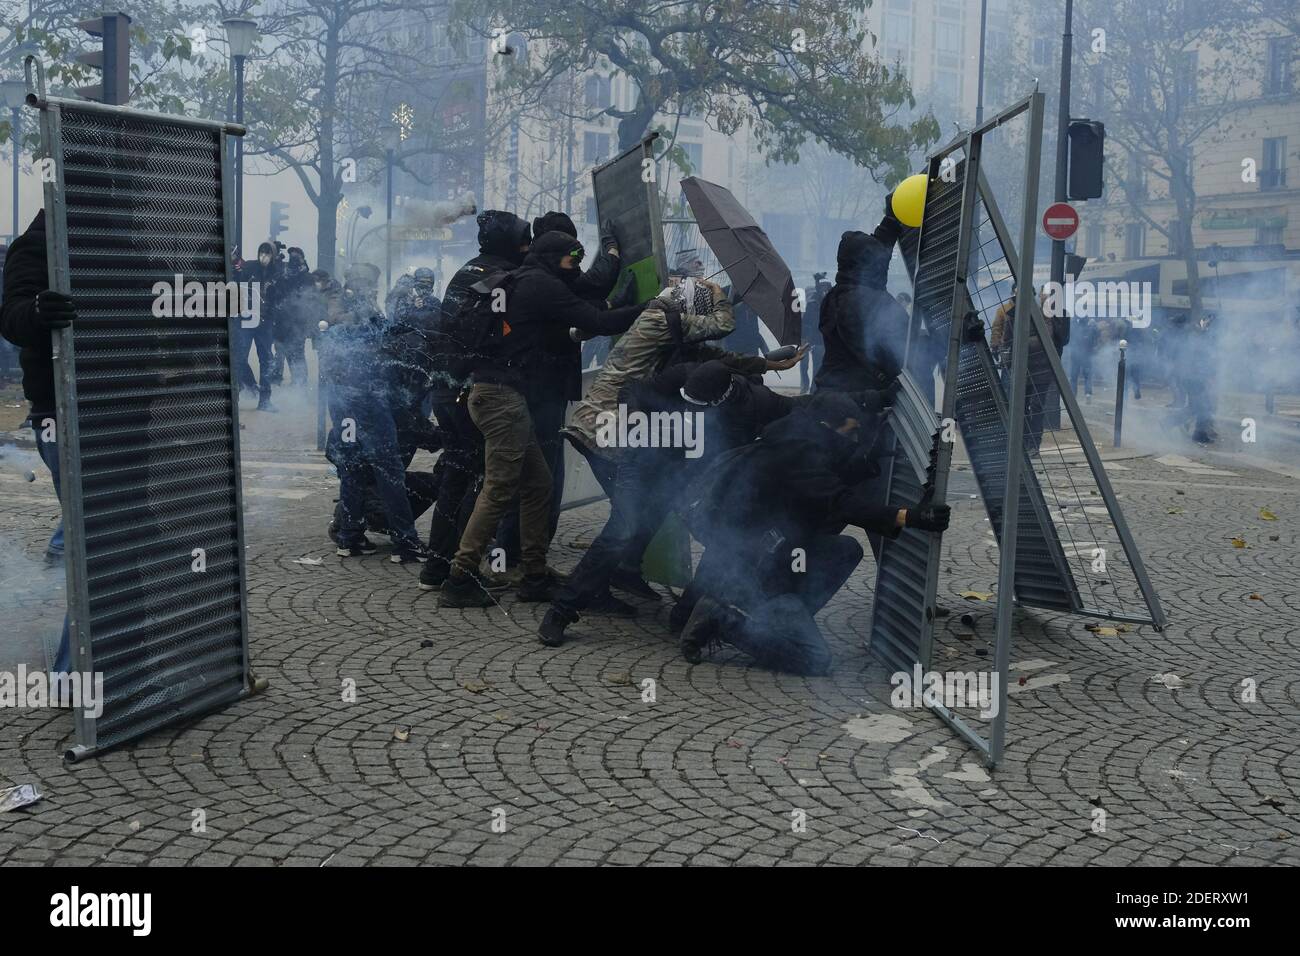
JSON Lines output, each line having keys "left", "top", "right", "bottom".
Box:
{"left": 430, "top": 211, "right": 531, "bottom": 401}
{"left": 684, "top": 400, "right": 901, "bottom": 549}
{"left": 0, "top": 210, "right": 55, "bottom": 418}
{"left": 473, "top": 230, "right": 643, "bottom": 402}
{"left": 530, "top": 211, "right": 621, "bottom": 401}
{"left": 815, "top": 219, "right": 911, "bottom": 393}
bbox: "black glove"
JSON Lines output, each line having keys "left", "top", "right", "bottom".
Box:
{"left": 36, "top": 290, "right": 76, "bottom": 331}
{"left": 883, "top": 190, "right": 901, "bottom": 225}
{"left": 906, "top": 503, "right": 950, "bottom": 533}
{"left": 600, "top": 218, "right": 620, "bottom": 255}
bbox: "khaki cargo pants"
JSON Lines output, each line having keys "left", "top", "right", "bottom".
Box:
{"left": 452, "top": 382, "right": 553, "bottom": 577}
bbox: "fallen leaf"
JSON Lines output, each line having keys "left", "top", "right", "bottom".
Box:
{"left": 1150, "top": 672, "right": 1184, "bottom": 690}
{"left": 392, "top": 727, "right": 410, "bottom": 742}
{"left": 461, "top": 679, "right": 491, "bottom": 693}
{"left": 1249, "top": 593, "right": 1263, "bottom": 600}
{"left": 1018, "top": 676, "right": 1027, "bottom": 686}
{"left": 960, "top": 590, "right": 994, "bottom": 602}
{"left": 1260, "top": 508, "right": 1278, "bottom": 521}
{"left": 1231, "top": 536, "right": 1249, "bottom": 549}
{"left": 1167, "top": 507, "right": 1184, "bottom": 515}
{"left": 725, "top": 738, "right": 744, "bottom": 749}
{"left": 605, "top": 671, "right": 633, "bottom": 686}
{"left": 1090, "top": 626, "right": 1120, "bottom": 636}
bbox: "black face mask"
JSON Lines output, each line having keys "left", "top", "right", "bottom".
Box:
{"left": 559, "top": 266, "right": 581, "bottom": 287}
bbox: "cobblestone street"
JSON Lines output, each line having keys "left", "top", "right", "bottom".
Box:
{"left": 2, "top": 404, "right": 1298, "bottom": 867}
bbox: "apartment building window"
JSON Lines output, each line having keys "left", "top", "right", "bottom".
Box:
{"left": 1265, "top": 36, "right": 1294, "bottom": 95}
{"left": 679, "top": 140, "right": 704, "bottom": 174}
{"left": 584, "top": 75, "right": 611, "bottom": 112}
{"left": 1124, "top": 151, "right": 1147, "bottom": 200}
{"left": 1084, "top": 224, "right": 1102, "bottom": 258}
{"left": 583, "top": 131, "right": 610, "bottom": 165}
{"left": 883, "top": 0, "right": 914, "bottom": 72}
{"left": 1124, "top": 222, "right": 1146, "bottom": 259}
{"left": 1257, "top": 222, "right": 1284, "bottom": 246}
{"left": 1262, "top": 136, "right": 1287, "bottom": 191}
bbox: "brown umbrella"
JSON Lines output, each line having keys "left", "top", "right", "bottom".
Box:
{"left": 680, "top": 176, "right": 800, "bottom": 345}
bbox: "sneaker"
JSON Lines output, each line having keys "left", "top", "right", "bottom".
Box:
{"left": 587, "top": 589, "right": 637, "bottom": 618}
{"left": 538, "top": 606, "right": 576, "bottom": 647}
{"left": 609, "top": 567, "right": 658, "bottom": 600}
{"left": 337, "top": 538, "right": 377, "bottom": 557}
{"left": 516, "top": 572, "right": 555, "bottom": 603}
{"left": 439, "top": 570, "right": 494, "bottom": 608}
{"left": 391, "top": 543, "right": 430, "bottom": 564}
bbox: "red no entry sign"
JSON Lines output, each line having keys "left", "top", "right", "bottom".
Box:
{"left": 1043, "top": 202, "right": 1079, "bottom": 241}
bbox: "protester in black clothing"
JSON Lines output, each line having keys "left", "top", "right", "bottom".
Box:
{"left": 674, "top": 391, "right": 949, "bottom": 675}
{"left": 235, "top": 241, "right": 283, "bottom": 410}
{"left": 815, "top": 211, "right": 909, "bottom": 395}
{"left": 799, "top": 272, "right": 831, "bottom": 393}
{"left": 270, "top": 246, "right": 314, "bottom": 388}
{"left": 495, "top": 211, "right": 624, "bottom": 568}
{"left": 418, "top": 211, "right": 532, "bottom": 589}
{"left": 439, "top": 230, "right": 646, "bottom": 607}
{"left": 1, "top": 209, "right": 75, "bottom": 674}
{"left": 537, "top": 359, "right": 813, "bottom": 646}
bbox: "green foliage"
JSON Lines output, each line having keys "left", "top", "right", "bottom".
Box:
{"left": 457, "top": 0, "right": 939, "bottom": 184}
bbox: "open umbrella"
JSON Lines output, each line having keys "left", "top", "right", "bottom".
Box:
{"left": 680, "top": 176, "right": 800, "bottom": 346}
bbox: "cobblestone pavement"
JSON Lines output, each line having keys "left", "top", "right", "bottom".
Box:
{"left": 1, "top": 406, "right": 1298, "bottom": 866}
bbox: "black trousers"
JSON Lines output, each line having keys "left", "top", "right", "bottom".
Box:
{"left": 551, "top": 459, "right": 673, "bottom": 615}
{"left": 426, "top": 398, "right": 484, "bottom": 576}
{"left": 687, "top": 532, "right": 863, "bottom": 675}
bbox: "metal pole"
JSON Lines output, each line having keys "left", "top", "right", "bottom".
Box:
{"left": 1051, "top": 0, "right": 1073, "bottom": 291}
{"left": 975, "top": 0, "right": 989, "bottom": 126}
{"left": 234, "top": 54, "right": 245, "bottom": 259}
{"left": 385, "top": 147, "right": 393, "bottom": 293}
{"left": 10, "top": 105, "right": 18, "bottom": 238}
{"left": 1113, "top": 341, "right": 1127, "bottom": 448}
{"left": 990, "top": 91, "right": 1045, "bottom": 766}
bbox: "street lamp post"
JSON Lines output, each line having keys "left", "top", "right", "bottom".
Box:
{"left": 223, "top": 17, "right": 258, "bottom": 259}
{"left": 1, "top": 79, "right": 27, "bottom": 240}
{"left": 383, "top": 122, "right": 399, "bottom": 293}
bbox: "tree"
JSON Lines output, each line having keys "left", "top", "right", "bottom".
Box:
{"left": 1, "top": 0, "right": 206, "bottom": 145}
{"left": 453, "top": 0, "right": 938, "bottom": 184}
{"left": 1074, "top": 0, "right": 1257, "bottom": 324}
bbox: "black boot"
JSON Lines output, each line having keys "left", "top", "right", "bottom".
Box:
{"left": 516, "top": 572, "right": 556, "bottom": 603}
{"left": 439, "top": 570, "right": 494, "bottom": 608}
{"left": 538, "top": 606, "right": 576, "bottom": 647}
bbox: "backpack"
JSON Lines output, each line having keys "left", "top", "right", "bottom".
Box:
{"left": 441, "top": 266, "right": 516, "bottom": 358}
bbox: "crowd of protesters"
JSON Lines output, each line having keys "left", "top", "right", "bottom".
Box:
{"left": 3, "top": 194, "right": 956, "bottom": 683}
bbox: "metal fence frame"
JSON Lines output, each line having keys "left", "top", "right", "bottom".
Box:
{"left": 28, "top": 59, "right": 252, "bottom": 760}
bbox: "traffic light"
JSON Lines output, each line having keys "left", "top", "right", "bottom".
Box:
{"left": 76, "top": 12, "right": 131, "bottom": 106}
{"left": 1067, "top": 119, "right": 1105, "bottom": 201}
{"left": 270, "top": 202, "right": 289, "bottom": 241}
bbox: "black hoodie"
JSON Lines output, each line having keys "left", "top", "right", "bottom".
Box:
{"left": 684, "top": 401, "right": 901, "bottom": 550}
{"left": 815, "top": 218, "right": 911, "bottom": 393}
{"left": 473, "top": 230, "right": 643, "bottom": 401}
{"left": 0, "top": 210, "right": 55, "bottom": 418}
